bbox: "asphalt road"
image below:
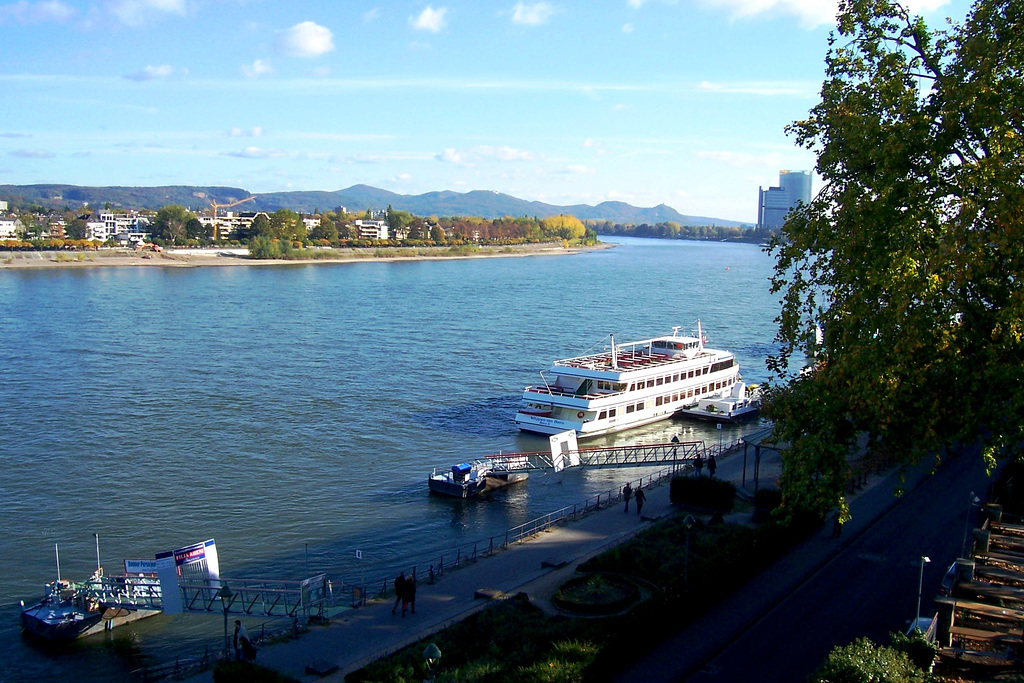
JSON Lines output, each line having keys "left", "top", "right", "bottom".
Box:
{"left": 611, "top": 451, "right": 994, "bottom": 683}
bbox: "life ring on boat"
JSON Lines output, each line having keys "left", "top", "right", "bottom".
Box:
{"left": 577, "top": 411, "right": 585, "bottom": 419}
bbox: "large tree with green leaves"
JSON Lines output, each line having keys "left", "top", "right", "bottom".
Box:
{"left": 765, "top": 0, "right": 1024, "bottom": 516}
{"left": 153, "top": 205, "right": 195, "bottom": 243}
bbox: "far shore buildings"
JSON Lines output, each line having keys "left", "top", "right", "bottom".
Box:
{"left": 757, "top": 170, "right": 812, "bottom": 231}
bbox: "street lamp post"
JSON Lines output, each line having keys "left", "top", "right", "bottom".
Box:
{"left": 218, "top": 584, "right": 234, "bottom": 660}
{"left": 915, "top": 556, "right": 931, "bottom": 629}
{"left": 961, "top": 492, "right": 982, "bottom": 557}
{"left": 423, "top": 642, "right": 442, "bottom": 681}
{"left": 684, "top": 515, "right": 696, "bottom": 593}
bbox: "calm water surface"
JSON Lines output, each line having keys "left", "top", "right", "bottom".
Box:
{"left": 0, "top": 237, "right": 780, "bottom": 680}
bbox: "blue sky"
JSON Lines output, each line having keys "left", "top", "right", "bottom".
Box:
{"left": 0, "top": 0, "right": 970, "bottom": 222}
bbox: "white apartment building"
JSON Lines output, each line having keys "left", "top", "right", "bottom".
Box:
{"left": 0, "top": 216, "right": 23, "bottom": 239}
{"left": 353, "top": 219, "right": 389, "bottom": 240}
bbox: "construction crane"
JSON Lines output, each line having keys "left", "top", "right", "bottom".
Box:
{"left": 208, "top": 195, "right": 256, "bottom": 240}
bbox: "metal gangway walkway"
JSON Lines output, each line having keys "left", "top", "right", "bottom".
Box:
{"left": 75, "top": 573, "right": 330, "bottom": 619}
{"left": 481, "top": 438, "right": 706, "bottom": 474}
{"left": 177, "top": 574, "right": 330, "bottom": 619}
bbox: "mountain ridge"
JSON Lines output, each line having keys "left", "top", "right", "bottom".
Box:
{"left": 0, "top": 183, "right": 752, "bottom": 227}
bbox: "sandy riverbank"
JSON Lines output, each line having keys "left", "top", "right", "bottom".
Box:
{"left": 0, "top": 242, "right": 611, "bottom": 270}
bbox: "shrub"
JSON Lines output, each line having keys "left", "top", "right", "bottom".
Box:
{"left": 890, "top": 629, "right": 937, "bottom": 672}
{"left": 754, "top": 487, "right": 782, "bottom": 512}
{"left": 810, "top": 637, "right": 930, "bottom": 683}
{"left": 670, "top": 475, "right": 736, "bottom": 511}
{"left": 213, "top": 661, "right": 298, "bottom": 683}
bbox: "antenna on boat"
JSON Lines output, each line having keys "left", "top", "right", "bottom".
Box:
{"left": 672, "top": 326, "right": 681, "bottom": 337}
{"left": 697, "top": 320, "right": 705, "bottom": 352}
{"left": 94, "top": 532, "right": 101, "bottom": 576}
{"left": 54, "top": 543, "right": 61, "bottom": 583}
{"left": 611, "top": 334, "right": 618, "bottom": 370}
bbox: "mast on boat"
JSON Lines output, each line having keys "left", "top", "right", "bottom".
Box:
{"left": 611, "top": 334, "right": 617, "bottom": 370}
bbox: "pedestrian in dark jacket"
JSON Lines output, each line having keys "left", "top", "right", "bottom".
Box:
{"left": 392, "top": 571, "right": 406, "bottom": 615}
{"left": 634, "top": 487, "right": 646, "bottom": 516}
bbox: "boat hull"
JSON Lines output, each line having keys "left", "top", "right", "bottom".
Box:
{"left": 21, "top": 603, "right": 159, "bottom": 641}
{"left": 676, "top": 404, "right": 760, "bottom": 423}
{"left": 428, "top": 473, "right": 529, "bottom": 498}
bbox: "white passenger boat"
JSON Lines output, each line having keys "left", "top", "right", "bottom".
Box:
{"left": 515, "top": 323, "right": 748, "bottom": 438}
{"left": 676, "top": 382, "right": 761, "bottom": 422}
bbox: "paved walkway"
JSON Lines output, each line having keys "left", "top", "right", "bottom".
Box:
{"left": 187, "top": 439, "right": 848, "bottom": 682}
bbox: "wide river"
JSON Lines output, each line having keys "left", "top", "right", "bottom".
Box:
{"left": 0, "top": 236, "right": 782, "bottom": 680}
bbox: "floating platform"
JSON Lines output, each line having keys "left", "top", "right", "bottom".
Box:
{"left": 428, "top": 462, "right": 529, "bottom": 498}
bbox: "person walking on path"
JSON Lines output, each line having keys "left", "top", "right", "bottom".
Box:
{"left": 623, "top": 482, "right": 633, "bottom": 512}
{"left": 831, "top": 509, "right": 844, "bottom": 538}
{"left": 234, "top": 620, "right": 255, "bottom": 662}
{"left": 406, "top": 574, "right": 416, "bottom": 616}
{"left": 694, "top": 453, "right": 704, "bottom": 477}
{"left": 708, "top": 454, "right": 717, "bottom": 478}
{"left": 634, "top": 486, "right": 646, "bottom": 517}
{"left": 392, "top": 571, "right": 406, "bottom": 616}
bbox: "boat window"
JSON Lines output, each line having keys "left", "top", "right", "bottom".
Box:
{"left": 636, "top": 402, "right": 644, "bottom": 410}
{"left": 703, "top": 366, "right": 709, "bottom": 375}
{"left": 608, "top": 408, "right": 617, "bottom": 417}
{"left": 646, "top": 379, "right": 655, "bottom": 388}
{"left": 599, "top": 410, "right": 607, "bottom": 420}
{"left": 655, "top": 397, "right": 663, "bottom": 406}
{"left": 673, "top": 393, "right": 679, "bottom": 402}
{"left": 656, "top": 377, "right": 663, "bottom": 386}
{"left": 626, "top": 404, "right": 635, "bottom": 414}
{"left": 673, "top": 373, "right": 679, "bottom": 382}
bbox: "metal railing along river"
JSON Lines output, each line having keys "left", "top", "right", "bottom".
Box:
{"left": 334, "top": 436, "right": 744, "bottom": 608}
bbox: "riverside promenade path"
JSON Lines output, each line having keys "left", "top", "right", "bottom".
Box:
{"left": 184, "top": 440, "right": 781, "bottom": 682}
{"left": 192, "top": 435, "right": 932, "bottom": 683}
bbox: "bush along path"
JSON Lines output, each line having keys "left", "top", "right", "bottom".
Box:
{"left": 345, "top": 476, "right": 817, "bottom": 683}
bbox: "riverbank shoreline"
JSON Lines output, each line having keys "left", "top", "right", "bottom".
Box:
{"left": 0, "top": 242, "right": 611, "bottom": 271}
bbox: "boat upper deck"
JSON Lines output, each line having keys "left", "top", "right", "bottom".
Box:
{"left": 553, "top": 345, "right": 721, "bottom": 376}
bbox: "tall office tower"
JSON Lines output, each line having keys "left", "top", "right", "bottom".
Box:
{"left": 757, "top": 170, "right": 812, "bottom": 230}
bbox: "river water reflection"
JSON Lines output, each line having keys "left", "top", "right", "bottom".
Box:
{"left": 0, "top": 236, "right": 780, "bottom": 680}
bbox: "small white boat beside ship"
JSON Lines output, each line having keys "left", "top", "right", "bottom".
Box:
{"left": 515, "top": 323, "right": 755, "bottom": 437}
{"left": 428, "top": 462, "right": 529, "bottom": 498}
{"left": 675, "top": 381, "right": 761, "bottom": 422}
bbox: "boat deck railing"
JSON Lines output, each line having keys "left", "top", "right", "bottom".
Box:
{"left": 78, "top": 575, "right": 163, "bottom": 610}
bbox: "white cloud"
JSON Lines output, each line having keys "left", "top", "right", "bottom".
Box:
{"left": 275, "top": 21, "right": 335, "bottom": 58}
{"left": 363, "top": 8, "right": 379, "bottom": 22}
{"left": 228, "top": 127, "right": 262, "bottom": 138}
{"left": 697, "top": 80, "right": 814, "bottom": 96}
{"left": 411, "top": 5, "right": 446, "bottom": 32}
{"left": 11, "top": 149, "right": 55, "bottom": 158}
{"left": 621, "top": 22, "right": 633, "bottom": 33}
{"left": 124, "top": 64, "right": 183, "bottom": 81}
{"left": 436, "top": 145, "right": 539, "bottom": 165}
{"left": 106, "top": 0, "right": 185, "bottom": 26}
{"left": 222, "top": 147, "right": 287, "bottom": 159}
{"left": 511, "top": 2, "right": 555, "bottom": 26}
{"left": 241, "top": 59, "right": 274, "bottom": 78}
{"left": 0, "top": 1, "right": 75, "bottom": 23}
{"left": 565, "top": 165, "right": 595, "bottom": 174}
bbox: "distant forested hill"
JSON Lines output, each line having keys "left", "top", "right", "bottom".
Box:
{"left": 0, "top": 183, "right": 752, "bottom": 227}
